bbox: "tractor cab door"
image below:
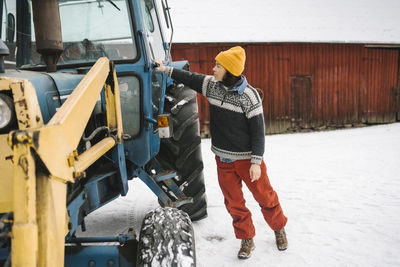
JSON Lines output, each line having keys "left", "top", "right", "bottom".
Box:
{"left": 136, "top": 0, "right": 171, "bottom": 160}
{"left": 139, "top": 0, "right": 169, "bottom": 157}
{"left": 119, "top": 0, "right": 171, "bottom": 166}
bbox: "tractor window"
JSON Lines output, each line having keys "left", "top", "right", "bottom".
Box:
{"left": 155, "top": 0, "right": 172, "bottom": 53}
{"left": 118, "top": 76, "right": 141, "bottom": 137}
{"left": 142, "top": 4, "right": 155, "bottom": 33}
{"left": 0, "top": 0, "right": 17, "bottom": 68}
{"left": 25, "top": 0, "right": 137, "bottom": 67}
{"left": 0, "top": 1, "right": 16, "bottom": 43}
{"left": 139, "top": 0, "right": 166, "bottom": 60}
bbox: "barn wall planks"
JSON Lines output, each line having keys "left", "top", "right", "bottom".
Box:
{"left": 171, "top": 43, "right": 399, "bottom": 135}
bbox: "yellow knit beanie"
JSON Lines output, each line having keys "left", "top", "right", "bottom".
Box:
{"left": 215, "top": 46, "right": 246, "bottom": 77}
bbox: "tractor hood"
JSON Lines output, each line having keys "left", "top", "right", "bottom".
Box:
{"left": 1, "top": 70, "right": 84, "bottom": 123}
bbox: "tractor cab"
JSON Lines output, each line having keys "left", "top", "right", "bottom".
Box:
{"left": 0, "top": 0, "right": 173, "bottom": 166}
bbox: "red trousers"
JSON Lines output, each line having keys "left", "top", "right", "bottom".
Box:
{"left": 216, "top": 156, "right": 287, "bottom": 239}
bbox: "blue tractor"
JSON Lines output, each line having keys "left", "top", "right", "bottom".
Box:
{"left": 0, "top": 0, "right": 206, "bottom": 266}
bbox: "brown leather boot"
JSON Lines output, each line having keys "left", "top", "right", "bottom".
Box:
{"left": 237, "top": 238, "right": 255, "bottom": 259}
{"left": 274, "top": 228, "right": 288, "bottom": 251}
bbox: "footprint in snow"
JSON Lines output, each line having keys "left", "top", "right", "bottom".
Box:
{"left": 205, "top": 235, "right": 225, "bottom": 242}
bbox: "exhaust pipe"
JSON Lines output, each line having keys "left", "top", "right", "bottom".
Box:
{"left": 31, "top": 0, "right": 63, "bottom": 72}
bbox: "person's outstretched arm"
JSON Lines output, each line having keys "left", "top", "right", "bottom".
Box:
{"left": 155, "top": 60, "right": 216, "bottom": 96}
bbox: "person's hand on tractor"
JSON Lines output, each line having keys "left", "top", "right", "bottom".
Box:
{"left": 154, "top": 60, "right": 167, "bottom": 72}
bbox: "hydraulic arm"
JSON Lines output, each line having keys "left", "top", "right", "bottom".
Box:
{"left": 7, "top": 57, "right": 123, "bottom": 267}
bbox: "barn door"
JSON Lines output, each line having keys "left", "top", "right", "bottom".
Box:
{"left": 290, "top": 75, "right": 312, "bottom": 129}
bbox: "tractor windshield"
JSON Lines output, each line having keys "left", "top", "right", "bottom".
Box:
{"left": 0, "top": 0, "right": 174, "bottom": 68}
{"left": 28, "top": 0, "right": 137, "bottom": 67}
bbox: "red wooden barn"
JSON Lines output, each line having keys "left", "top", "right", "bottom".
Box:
{"left": 169, "top": 0, "right": 400, "bottom": 135}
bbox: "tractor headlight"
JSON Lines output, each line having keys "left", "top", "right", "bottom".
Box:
{"left": 0, "top": 94, "right": 15, "bottom": 130}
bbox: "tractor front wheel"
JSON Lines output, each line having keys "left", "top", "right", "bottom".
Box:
{"left": 136, "top": 207, "right": 196, "bottom": 266}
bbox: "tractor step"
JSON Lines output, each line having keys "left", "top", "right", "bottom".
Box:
{"left": 134, "top": 168, "right": 193, "bottom": 208}
{"left": 152, "top": 170, "right": 176, "bottom": 182}
{"left": 166, "top": 195, "right": 193, "bottom": 208}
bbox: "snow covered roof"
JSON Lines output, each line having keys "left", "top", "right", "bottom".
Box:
{"left": 168, "top": 0, "right": 400, "bottom": 44}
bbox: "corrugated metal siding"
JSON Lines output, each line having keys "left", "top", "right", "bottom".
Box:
{"left": 171, "top": 43, "right": 399, "bottom": 135}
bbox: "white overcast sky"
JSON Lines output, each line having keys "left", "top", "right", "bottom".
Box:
{"left": 168, "top": 0, "right": 400, "bottom": 44}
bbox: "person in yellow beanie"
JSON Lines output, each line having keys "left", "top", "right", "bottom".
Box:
{"left": 155, "top": 46, "right": 288, "bottom": 260}
{"left": 215, "top": 46, "right": 246, "bottom": 76}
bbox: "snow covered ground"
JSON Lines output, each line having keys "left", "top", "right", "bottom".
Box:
{"left": 79, "top": 123, "right": 400, "bottom": 267}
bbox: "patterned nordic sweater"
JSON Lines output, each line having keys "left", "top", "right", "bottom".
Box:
{"left": 165, "top": 67, "right": 265, "bottom": 165}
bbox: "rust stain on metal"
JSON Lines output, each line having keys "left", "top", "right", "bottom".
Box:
{"left": 18, "top": 155, "right": 29, "bottom": 176}
{"left": 16, "top": 100, "right": 28, "bottom": 111}
{"left": 163, "top": 178, "right": 172, "bottom": 186}
{"left": 5, "top": 155, "right": 13, "bottom": 163}
{"left": 20, "top": 82, "right": 25, "bottom": 94}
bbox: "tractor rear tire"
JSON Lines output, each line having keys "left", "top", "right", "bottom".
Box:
{"left": 136, "top": 207, "right": 196, "bottom": 267}
{"left": 156, "top": 83, "right": 207, "bottom": 221}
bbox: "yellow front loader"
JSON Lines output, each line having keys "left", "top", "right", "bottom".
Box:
{"left": 1, "top": 58, "right": 123, "bottom": 266}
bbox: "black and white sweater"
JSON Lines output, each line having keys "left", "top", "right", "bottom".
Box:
{"left": 165, "top": 67, "right": 265, "bottom": 165}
